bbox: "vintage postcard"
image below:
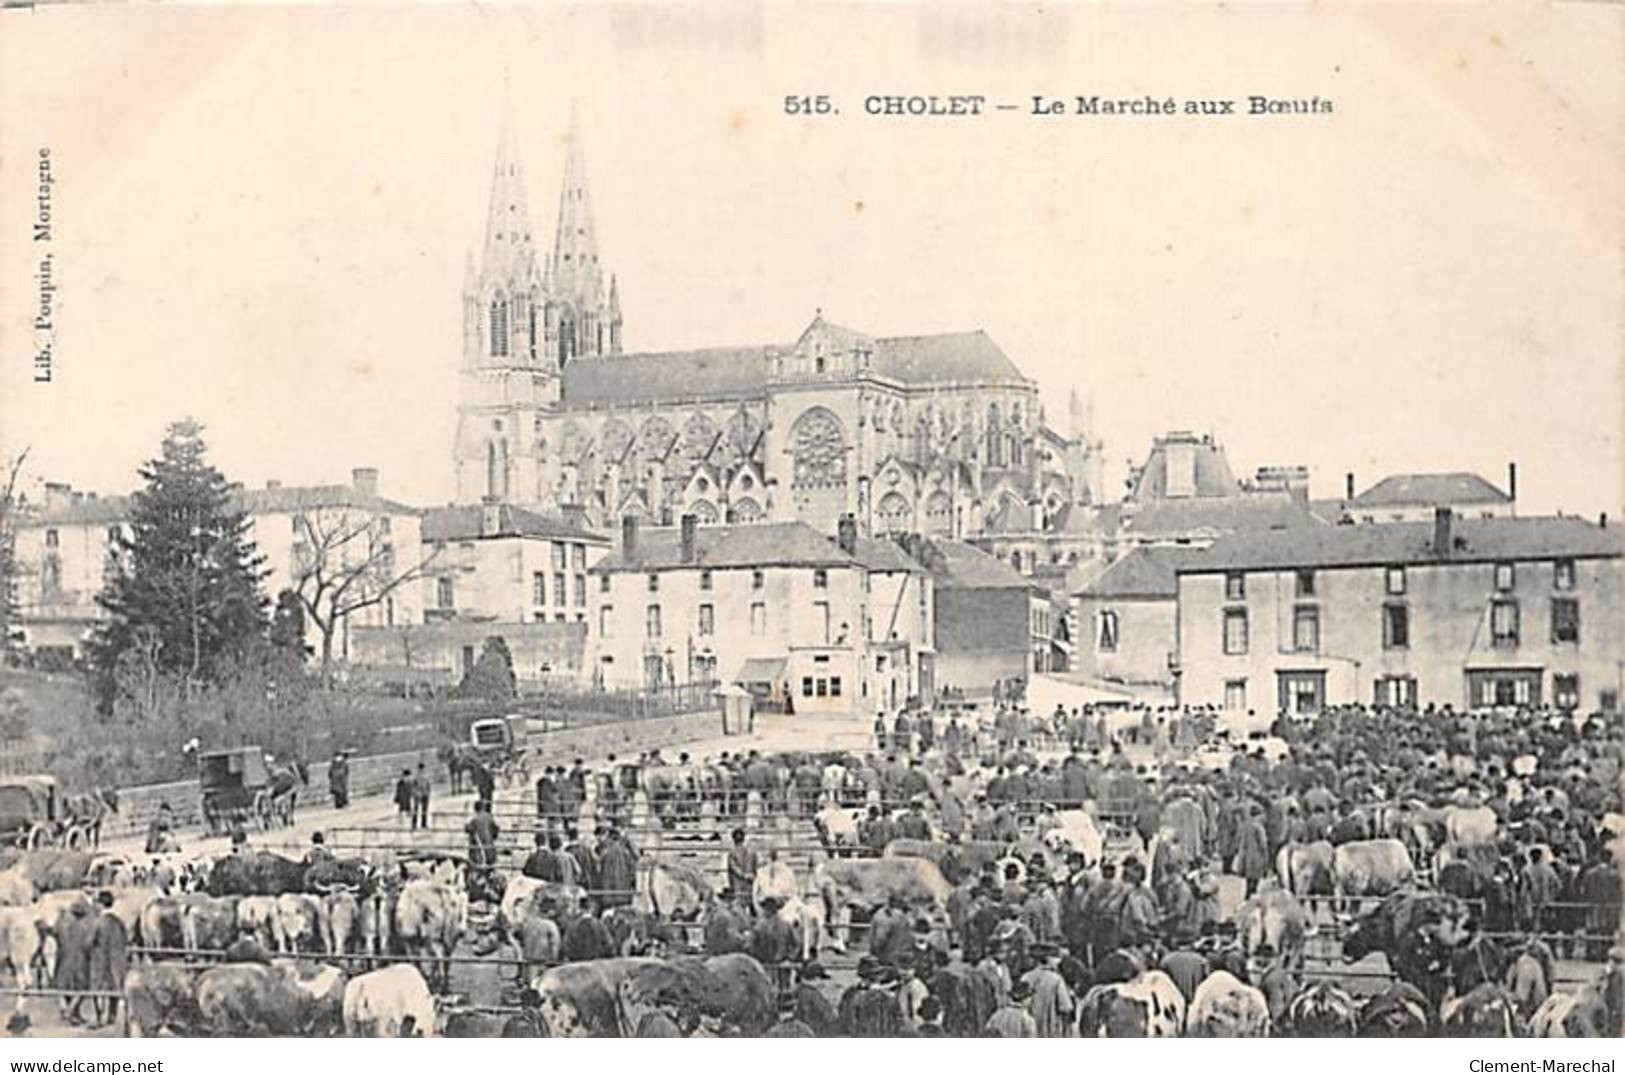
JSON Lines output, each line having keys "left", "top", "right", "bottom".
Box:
{"left": 0, "top": 1, "right": 1620, "bottom": 1046}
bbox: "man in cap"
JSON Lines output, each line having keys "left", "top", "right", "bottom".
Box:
{"left": 984, "top": 976, "right": 1038, "bottom": 1037}
{"left": 725, "top": 828, "right": 758, "bottom": 901}
{"left": 1021, "top": 942, "right": 1075, "bottom": 1037}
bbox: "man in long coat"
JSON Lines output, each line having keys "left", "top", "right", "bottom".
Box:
{"left": 54, "top": 900, "right": 95, "bottom": 1026}
{"left": 597, "top": 828, "right": 638, "bottom": 909}
{"left": 1021, "top": 944, "right": 1075, "bottom": 1037}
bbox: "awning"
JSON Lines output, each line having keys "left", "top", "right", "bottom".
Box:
{"left": 735, "top": 656, "right": 788, "bottom": 684}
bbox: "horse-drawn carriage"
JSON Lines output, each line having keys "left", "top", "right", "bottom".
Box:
{"left": 469, "top": 713, "right": 530, "bottom": 787}
{"left": 0, "top": 775, "right": 73, "bottom": 849}
{"left": 199, "top": 746, "right": 308, "bottom": 835}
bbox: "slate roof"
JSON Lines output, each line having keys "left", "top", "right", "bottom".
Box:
{"left": 422, "top": 504, "right": 607, "bottom": 543}
{"left": 924, "top": 539, "right": 1035, "bottom": 590}
{"left": 1128, "top": 433, "right": 1240, "bottom": 500}
{"left": 1184, "top": 515, "right": 1623, "bottom": 573}
{"left": 591, "top": 521, "right": 857, "bottom": 572}
{"left": 30, "top": 484, "right": 419, "bottom": 525}
{"left": 1076, "top": 546, "right": 1209, "bottom": 599}
{"left": 1120, "top": 491, "right": 1320, "bottom": 536}
{"left": 1349, "top": 472, "right": 1511, "bottom": 508}
{"left": 560, "top": 326, "right": 1029, "bottom": 406}
{"left": 851, "top": 537, "right": 926, "bottom": 574}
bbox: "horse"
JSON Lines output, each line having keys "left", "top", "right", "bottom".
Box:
{"left": 437, "top": 743, "right": 480, "bottom": 796}
{"left": 264, "top": 761, "right": 310, "bottom": 829}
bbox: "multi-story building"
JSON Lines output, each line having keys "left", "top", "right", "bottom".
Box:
{"left": 1072, "top": 545, "right": 1208, "bottom": 704}
{"left": 588, "top": 515, "right": 931, "bottom": 717}
{"left": 1174, "top": 510, "right": 1623, "bottom": 716}
{"left": 1313, "top": 468, "right": 1517, "bottom": 525}
{"left": 347, "top": 501, "right": 610, "bottom": 687}
{"left": 13, "top": 468, "right": 424, "bottom": 663}
{"left": 419, "top": 501, "right": 607, "bottom": 626}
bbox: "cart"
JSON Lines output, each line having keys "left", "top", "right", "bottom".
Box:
{"left": 198, "top": 746, "right": 272, "bottom": 836}
{"left": 0, "top": 775, "right": 67, "bottom": 850}
{"left": 469, "top": 714, "right": 529, "bottom": 788}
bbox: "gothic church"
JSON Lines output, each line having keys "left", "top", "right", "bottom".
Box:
{"left": 452, "top": 108, "right": 1103, "bottom": 538}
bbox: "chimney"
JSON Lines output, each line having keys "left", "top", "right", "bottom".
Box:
{"left": 621, "top": 515, "right": 639, "bottom": 559}
{"left": 352, "top": 467, "right": 379, "bottom": 499}
{"left": 1345, "top": 472, "right": 1355, "bottom": 501}
{"left": 680, "top": 514, "right": 698, "bottom": 563}
{"left": 480, "top": 495, "right": 501, "bottom": 537}
{"left": 1433, "top": 507, "right": 1454, "bottom": 558}
{"left": 1507, "top": 461, "right": 1517, "bottom": 503}
{"left": 837, "top": 513, "right": 858, "bottom": 555}
{"left": 266, "top": 480, "right": 282, "bottom": 490}
{"left": 1601, "top": 512, "right": 1608, "bottom": 529}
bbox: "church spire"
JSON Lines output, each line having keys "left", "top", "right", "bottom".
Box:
{"left": 549, "top": 100, "right": 602, "bottom": 306}
{"left": 482, "top": 78, "right": 534, "bottom": 285}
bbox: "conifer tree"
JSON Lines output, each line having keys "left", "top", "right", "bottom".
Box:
{"left": 90, "top": 419, "right": 268, "bottom": 707}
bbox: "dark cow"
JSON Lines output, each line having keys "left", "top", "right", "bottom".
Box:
{"left": 1342, "top": 890, "right": 1472, "bottom": 1010}
{"left": 124, "top": 963, "right": 204, "bottom": 1037}
{"left": 194, "top": 960, "right": 347, "bottom": 1036}
{"left": 207, "top": 852, "right": 307, "bottom": 897}
{"left": 699, "top": 953, "right": 775, "bottom": 1034}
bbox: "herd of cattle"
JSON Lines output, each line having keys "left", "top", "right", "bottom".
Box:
{"left": 0, "top": 714, "right": 1622, "bottom": 1037}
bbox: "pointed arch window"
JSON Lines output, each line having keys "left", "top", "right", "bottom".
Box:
{"left": 489, "top": 295, "right": 510, "bottom": 357}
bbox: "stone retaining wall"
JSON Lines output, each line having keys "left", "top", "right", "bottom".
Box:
{"left": 103, "top": 709, "right": 727, "bottom": 843}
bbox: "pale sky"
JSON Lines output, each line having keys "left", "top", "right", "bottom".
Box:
{"left": 2, "top": 3, "right": 1621, "bottom": 516}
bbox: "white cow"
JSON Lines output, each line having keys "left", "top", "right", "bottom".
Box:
{"left": 342, "top": 964, "right": 437, "bottom": 1037}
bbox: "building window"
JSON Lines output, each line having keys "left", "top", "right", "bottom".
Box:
{"left": 1375, "top": 675, "right": 1417, "bottom": 708}
{"left": 647, "top": 573, "right": 660, "bottom": 593}
{"left": 814, "top": 601, "right": 831, "bottom": 643}
{"left": 1097, "top": 610, "right": 1119, "bottom": 652}
{"left": 700, "top": 570, "right": 712, "bottom": 591}
{"left": 830, "top": 676, "right": 842, "bottom": 697}
{"left": 553, "top": 543, "right": 567, "bottom": 570}
{"left": 1386, "top": 566, "right": 1406, "bottom": 596}
{"left": 599, "top": 606, "right": 612, "bottom": 636}
{"left": 1494, "top": 562, "right": 1515, "bottom": 592}
{"left": 1292, "top": 605, "right": 1320, "bottom": 653}
{"left": 437, "top": 577, "right": 455, "bottom": 609}
{"left": 1551, "top": 597, "right": 1579, "bottom": 644}
{"left": 572, "top": 543, "right": 586, "bottom": 570}
{"left": 698, "top": 604, "right": 714, "bottom": 636}
{"left": 645, "top": 604, "right": 662, "bottom": 639}
{"left": 813, "top": 568, "right": 828, "bottom": 589}
{"left": 802, "top": 676, "right": 814, "bottom": 697}
{"left": 1383, "top": 604, "right": 1409, "bottom": 649}
{"left": 1224, "top": 572, "right": 1245, "bottom": 601}
{"left": 751, "top": 602, "right": 766, "bottom": 636}
{"left": 815, "top": 678, "right": 828, "bottom": 697}
{"left": 752, "top": 569, "right": 764, "bottom": 590}
{"left": 1224, "top": 680, "right": 1247, "bottom": 711}
{"left": 1490, "top": 598, "right": 1519, "bottom": 647}
{"left": 1553, "top": 674, "right": 1580, "bottom": 710}
{"left": 532, "top": 572, "right": 546, "bottom": 607}
{"left": 553, "top": 573, "right": 565, "bottom": 605}
{"left": 1601, "top": 690, "right": 1619, "bottom": 713}
{"left": 1223, "top": 609, "right": 1249, "bottom": 655}
{"left": 1295, "top": 569, "right": 1316, "bottom": 597}
{"left": 600, "top": 574, "right": 611, "bottom": 594}
{"left": 1554, "top": 559, "right": 1575, "bottom": 591}
{"left": 45, "top": 528, "right": 59, "bottom": 548}
{"left": 574, "top": 574, "right": 586, "bottom": 607}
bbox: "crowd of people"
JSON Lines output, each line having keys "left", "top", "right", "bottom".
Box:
{"left": 475, "top": 697, "right": 1623, "bottom": 1036}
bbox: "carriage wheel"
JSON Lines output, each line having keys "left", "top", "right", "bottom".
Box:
{"left": 26, "top": 823, "right": 49, "bottom": 850}
{"left": 65, "top": 824, "right": 86, "bottom": 851}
